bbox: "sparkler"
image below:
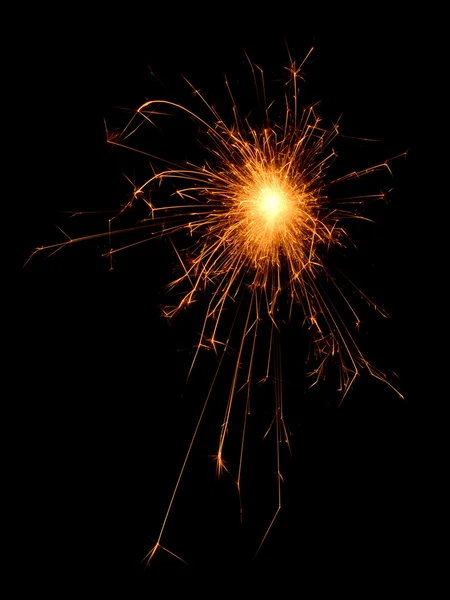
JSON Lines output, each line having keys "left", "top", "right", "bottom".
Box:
{"left": 29, "top": 47, "right": 405, "bottom": 565}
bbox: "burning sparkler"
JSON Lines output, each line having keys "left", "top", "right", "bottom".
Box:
{"left": 28, "top": 47, "right": 405, "bottom": 565}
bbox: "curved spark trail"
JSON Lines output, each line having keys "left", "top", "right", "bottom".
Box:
{"left": 28, "top": 48, "right": 405, "bottom": 565}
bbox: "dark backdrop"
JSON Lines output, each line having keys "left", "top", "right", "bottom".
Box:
{"left": 17, "top": 4, "right": 439, "bottom": 593}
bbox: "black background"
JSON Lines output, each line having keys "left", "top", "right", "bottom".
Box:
{"left": 17, "top": 4, "right": 440, "bottom": 593}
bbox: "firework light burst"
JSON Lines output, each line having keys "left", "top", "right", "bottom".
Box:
{"left": 29, "top": 47, "right": 405, "bottom": 565}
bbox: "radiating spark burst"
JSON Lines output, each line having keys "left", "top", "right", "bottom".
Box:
{"left": 28, "top": 47, "right": 405, "bottom": 565}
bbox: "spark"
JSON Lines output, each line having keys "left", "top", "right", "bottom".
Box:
{"left": 28, "top": 47, "right": 405, "bottom": 565}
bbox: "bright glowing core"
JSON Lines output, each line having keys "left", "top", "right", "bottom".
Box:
{"left": 237, "top": 173, "right": 300, "bottom": 257}
{"left": 258, "top": 187, "right": 287, "bottom": 223}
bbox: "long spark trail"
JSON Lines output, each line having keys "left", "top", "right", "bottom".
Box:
{"left": 29, "top": 48, "right": 405, "bottom": 565}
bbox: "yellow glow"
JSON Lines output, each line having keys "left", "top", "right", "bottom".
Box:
{"left": 258, "top": 187, "right": 286, "bottom": 221}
